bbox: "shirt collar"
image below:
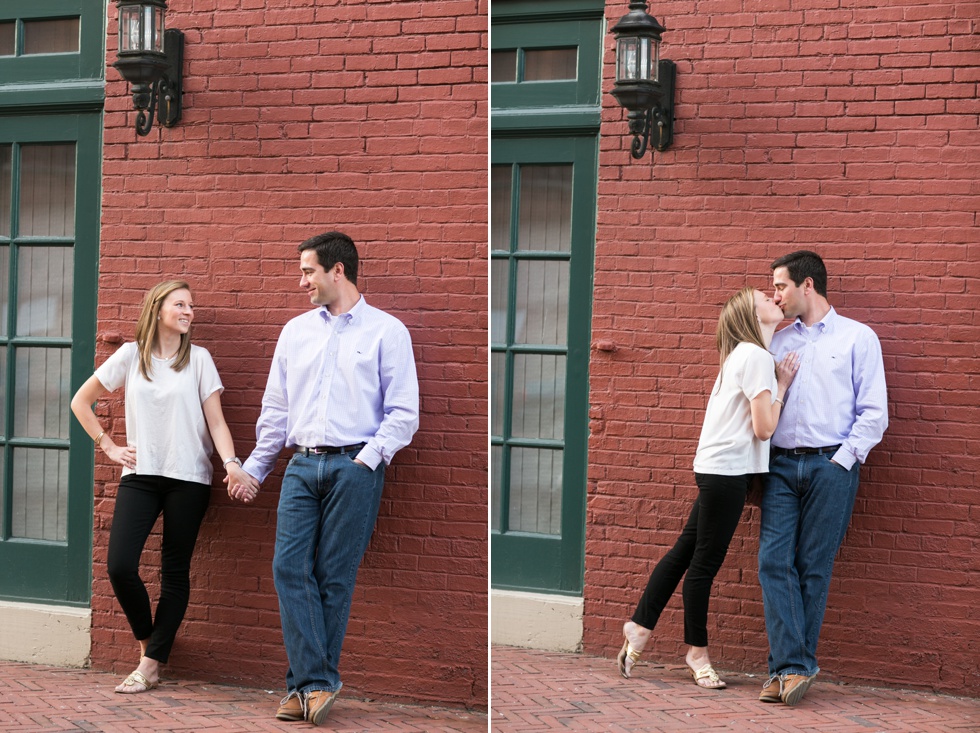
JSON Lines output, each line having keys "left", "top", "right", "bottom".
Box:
{"left": 792, "top": 306, "right": 837, "bottom": 334}
{"left": 317, "top": 294, "right": 365, "bottom": 324}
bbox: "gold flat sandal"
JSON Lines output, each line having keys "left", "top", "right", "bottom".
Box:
{"left": 617, "top": 637, "right": 642, "bottom": 678}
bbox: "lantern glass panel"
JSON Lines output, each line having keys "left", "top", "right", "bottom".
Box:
{"left": 142, "top": 5, "right": 164, "bottom": 52}
{"left": 119, "top": 6, "right": 140, "bottom": 52}
{"left": 616, "top": 37, "right": 638, "bottom": 82}
{"left": 617, "top": 36, "right": 659, "bottom": 83}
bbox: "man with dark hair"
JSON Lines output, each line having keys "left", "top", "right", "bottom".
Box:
{"left": 757, "top": 250, "right": 887, "bottom": 706}
{"left": 298, "top": 230, "right": 359, "bottom": 285}
{"left": 235, "top": 231, "right": 419, "bottom": 725}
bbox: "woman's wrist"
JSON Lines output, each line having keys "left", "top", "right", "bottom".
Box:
{"left": 223, "top": 457, "right": 242, "bottom": 469}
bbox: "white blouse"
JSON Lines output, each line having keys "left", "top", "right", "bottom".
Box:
{"left": 693, "top": 341, "right": 777, "bottom": 476}
{"left": 94, "top": 342, "right": 223, "bottom": 485}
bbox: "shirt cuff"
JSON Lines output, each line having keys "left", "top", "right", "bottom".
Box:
{"left": 355, "top": 444, "right": 385, "bottom": 471}
{"left": 241, "top": 457, "right": 271, "bottom": 484}
{"left": 831, "top": 447, "right": 857, "bottom": 471}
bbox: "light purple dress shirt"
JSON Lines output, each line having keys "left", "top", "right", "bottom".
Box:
{"left": 769, "top": 307, "right": 888, "bottom": 471}
{"left": 242, "top": 296, "right": 420, "bottom": 481}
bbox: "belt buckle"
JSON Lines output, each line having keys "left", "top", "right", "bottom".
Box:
{"left": 792, "top": 447, "right": 807, "bottom": 455}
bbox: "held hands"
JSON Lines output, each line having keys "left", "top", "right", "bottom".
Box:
{"left": 223, "top": 464, "right": 261, "bottom": 503}
{"left": 775, "top": 351, "right": 801, "bottom": 392}
{"left": 103, "top": 440, "right": 137, "bottom": 470}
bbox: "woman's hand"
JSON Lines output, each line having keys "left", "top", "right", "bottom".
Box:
{"left": 776, "top": 351, "right": 800, "bottom": 392}
{"left": 224, "top": 464, "right": 260, "bottom": 503}
{"left": 103, "top": 441, "right": 137, "bottom": 470}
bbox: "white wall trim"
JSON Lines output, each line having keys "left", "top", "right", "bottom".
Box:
{"left": 491, "top": 589, "right": 583, "bottom": 652}
{"left": 0, "top": 600, "right": 91, "bottom": 667}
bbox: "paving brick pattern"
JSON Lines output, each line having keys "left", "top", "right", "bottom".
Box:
{"left": 491, "top": 646, "right": 980, "bottom": 732}
{"left": 0, "top": 662, "right": 486, "bottom": 733}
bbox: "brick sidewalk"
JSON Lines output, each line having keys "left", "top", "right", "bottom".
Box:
{"left": 491, "top": 645, "right": 980, "bottom": 732}
{"left": 0, "top": 662, "right": 487, "bottom": 733}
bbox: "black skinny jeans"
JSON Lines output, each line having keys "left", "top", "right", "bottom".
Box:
{"left": 106, "top": 474, "right": 210, "bottom": 663}
{"left": 631, "top": 473, "right": 748, "bottom": 648}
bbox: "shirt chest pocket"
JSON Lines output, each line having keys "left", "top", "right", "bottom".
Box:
{"left": 826, "top": 353, "right": 852, "bottom": 382}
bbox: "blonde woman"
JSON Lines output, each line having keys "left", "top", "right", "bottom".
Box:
{"left": 617, "top": 287, "right": 799, "bottom": 689}
{"left": 71, "top": 280, "right": 258, "bottom": 694}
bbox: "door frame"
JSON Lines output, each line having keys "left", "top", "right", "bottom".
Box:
{"left": 0, "top": 0, "right": 103, "bottom": 606}
{"left": 490, "top": 135, "right": 597, "bottom": 595}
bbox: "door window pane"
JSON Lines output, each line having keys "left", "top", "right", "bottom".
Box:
{"left": 19, "top": 144, "right": 76, "bottom": 237}
{"left": 0, "top": 145, "right": 11, "bottom": 236}
{"left": 511, "top": 354, "right": 565, "bottom": 441}
{"left": 490, "top": 258, "right": 509, "bottom": 344}
{"left": 491, "top": 165, "right": 512, "bottom": 251}
{"left": 508, "top": 447, "right": 562, "bottom": 535}
{"left": 15, "top": 347, "right": 71, "bottom": 440}
{"left": 23, "top": 18, "right": 80, "bottom": 55}
{"left": 11, "top": 447, "right": 68, "bottom": 541}
{"left": 0, "top": 22, "right": 14, "bottom": 56}
{"left": 17, "top": 246, "right": 73, "bottom": 337}
{"left": 0, "top": 347, "right": 6, "bottom": 436}
{"left": 517, "top": 165, "right": 572, "bottom": 252}
{"left": 491, "top": 445, "right": 502, "bottom": 531}
{"left": 0, "top": 245, "right": 7, "bottom": 338}
{"left": 514, "top": 260, "right": 568, "bottom": 346}
{"left": 491, "top": 50, "right": 517, "bottom": 83}
{"left": 524, "top": 48, "right": 577, "bottom": 81}
{"left": 491, "top": 352, "right": 506, "bottom": 436}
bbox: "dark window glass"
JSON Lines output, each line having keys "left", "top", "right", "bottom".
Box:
{"left": 23, "top": 17, "right": 79, "bottom": 55}
{"left": 491, "top": 50, "right": 517, "bottom": 83}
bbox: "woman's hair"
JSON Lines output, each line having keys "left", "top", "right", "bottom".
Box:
{"left": 715, "top": 287, "right": 770, "bottom": 386}
{"left": 134, "top": 280, "right": 193, "bottom": 380}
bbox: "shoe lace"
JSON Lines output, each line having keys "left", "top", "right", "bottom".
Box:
{"left": 765, "top": 675, "right": 784, "bottom": 694}
{"left": 280, "top": 690, "right": 308, "bottom": 718}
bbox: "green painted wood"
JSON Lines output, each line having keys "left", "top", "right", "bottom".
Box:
{"left": 490, "top": 135, "right": 597, "bottom": 595}
{"left": 491, "top": 1, "right": 602, "bottom": 596}
{"left": 491, "top": 19, "right": 604, "bottom": 109}
{"left": 0, "top": 113, "right": 100, "bottom": 606}
{"left": 0, "top": 0, "right": 105, "bottom": 83}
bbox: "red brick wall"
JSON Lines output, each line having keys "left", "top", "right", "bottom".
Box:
{"left": 93, "top": 0, "right": 488, "bottom": 709}
{"left": 586, "top": 1, "right": 978, "bottom": 696}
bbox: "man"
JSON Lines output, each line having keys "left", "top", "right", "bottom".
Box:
{"left": 757, "top": 250, "right": 887, "bottom": 706}
{"left": 237, "top": 232, "right": 419, "bottom": 725}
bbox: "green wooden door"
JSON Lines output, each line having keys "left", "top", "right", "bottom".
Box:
{"left": 490, "top": 136, "right": 597, "bottom": 594}
{"left": 0, "top": 0, "right": 103, "bottom": 605}
{"left": 0, "top": 114, "right": 100, "bottom": 604}
{"left": 490, "top": 1, "right": 602, "bottom": 596}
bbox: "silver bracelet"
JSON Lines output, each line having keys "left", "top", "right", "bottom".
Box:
{"left": 223, "top": 457, "right": 242, "bottom": 468}
{"left": 775, "top": 397, "right": 784, "bottom": 406}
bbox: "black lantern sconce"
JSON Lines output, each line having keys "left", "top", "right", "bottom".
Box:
{"left": 610, "top": 1, "right": 676, "bottom": 160}
{"left": 112, "top": 0, "right": 184, "bottom": 136}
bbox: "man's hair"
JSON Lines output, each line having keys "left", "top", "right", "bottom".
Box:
{"left": 771, "top": 250, "right": 827, "bottom": 297}
{"left": 298, "top": 231, "right": 359, "bottom": 286}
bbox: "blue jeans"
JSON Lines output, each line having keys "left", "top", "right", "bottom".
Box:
{"left": 759, "top": 453, "right": 860, "bottom": 677}
{"left": 273, "top": 451, "right": 385, "bottom": 694}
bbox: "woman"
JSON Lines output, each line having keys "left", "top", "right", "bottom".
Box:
{"left": 617, "top": 287, "right": 799, "bottom": 689}
{"left": 71, "top": 280, "right": 259, "bottom": 694}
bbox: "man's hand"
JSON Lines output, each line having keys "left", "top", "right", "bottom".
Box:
{"left": 224, "top": 465, "right": 261, "bottom": 503}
